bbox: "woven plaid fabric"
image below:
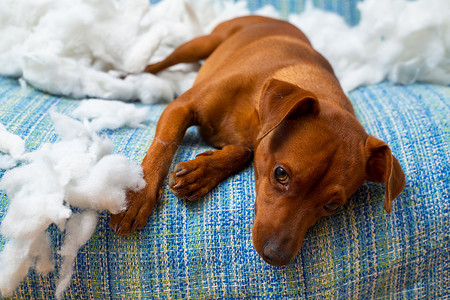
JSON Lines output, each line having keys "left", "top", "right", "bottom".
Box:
{"left": 1, "top": 1, "right": 450, "bottom": 299}
{"left": 1, "top": 78, "right": 449, "bottom": 299}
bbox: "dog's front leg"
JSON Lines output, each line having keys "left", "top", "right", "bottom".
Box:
{"left": 168, "top": 145, "right": 253, "bottom": 201}
{"left": 110, "top": 95, "right": 197, "bottom": 235}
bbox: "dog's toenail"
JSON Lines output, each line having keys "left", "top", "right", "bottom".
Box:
{"left": 187, "top": 194, "right": 199, "bottom": 201}
{"left": 116, "top": 226, "right": 123, "bottom": 235}
{"left": 176, "top": 169, "right": 188, "bottom": 177}
{"left": 196, "top": 150, "right": 213, "bottom": 157}
{"left": 131, "top": 220, "right": 139, "bottom": 232}
{"left": 169, "top": 175, "right": 177, "bottom": 187}
{"left": 174, "top": 164, "right": 183, "bottom": 173}
{"left": 156, "top": 191, "right": 162, "bottom": 203}
{"left": 173, "top": 183, "right": 184, "bottom": 190}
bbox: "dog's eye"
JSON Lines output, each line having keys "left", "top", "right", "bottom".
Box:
{"left": 274, "top": 167, "right": 288, "bottom": 184}
{"left": 324, "top": 202, "right": 341, "bottom": 213}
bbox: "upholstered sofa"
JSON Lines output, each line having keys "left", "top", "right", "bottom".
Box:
{"left": 1, "top": 0, "right": 449, "bottom": 299}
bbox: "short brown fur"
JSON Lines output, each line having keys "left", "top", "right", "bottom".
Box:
{"left": 110, "top": 16, "right": 405, "bottom": 266}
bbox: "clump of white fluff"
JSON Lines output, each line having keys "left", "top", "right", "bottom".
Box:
{"left": 0, "top": 0, "right": 252, "bottom": 103}
{"left": 0, "top": 123, "right": 25, "bottom": 169}
{"left": 72, "top": 99, "right": 150, "bottom": 132}
{"left": 1, "top": 0, "right": 448, "bottom": 101}
{"left": 0, "top": 109, "right": 146, "bottom": 298}
{"left": 291, "top": 0, "right": 450, "bottom": 92}
{"left": 55, "top": 210, "right": 98, "bottom": 300}
{"left": 0, "top": 232, "right": 55, "bottom": 297}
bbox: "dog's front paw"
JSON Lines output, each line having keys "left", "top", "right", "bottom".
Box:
{"left": 168, "top": 151, "right": 220, "bottom": 201}
{"left": 109, "top": 187, "right": 161, "bottom": 235}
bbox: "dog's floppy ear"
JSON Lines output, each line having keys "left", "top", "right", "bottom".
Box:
{"left": 257, "top": 79, "right": 319, "bottom": 140}
{"left": 365, "top": 135, "right": 406, "bottom": 213}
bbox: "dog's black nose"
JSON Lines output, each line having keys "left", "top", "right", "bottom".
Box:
{"left": 262, "top": 243, "right": 291, "bottom": 266}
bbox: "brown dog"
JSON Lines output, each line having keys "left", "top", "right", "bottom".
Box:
{"left": 110, "top": 16, "right": 406, "bottom": 266}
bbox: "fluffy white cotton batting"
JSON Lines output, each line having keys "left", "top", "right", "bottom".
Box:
{"left": 0, "top": 0, "right": 252, "bottom": 103}
{"left": 0, "top": 232, "right": 54, "bottom": 297}
{"left": 291, "top": 0, "right": 450, "bottom": 92}
{"left": 55, "top": 210, "right": 98, "bottom": 300}
{"left": 0, "top": 110, "right": 146, "bottom": 297}
{"left": 0, "top": 123, "right": 25, "bottom": 169}
{"left": 0, "top": 124, "right": 25, "bottom": 158}
{"left": 72, "top": 99, "right": 150, "bottom": 132}
{"left": 1, "top": 0, "right": 449, "bottom": 101}
{"left": 66, "top": 155, "right": 146, "bottom": 214}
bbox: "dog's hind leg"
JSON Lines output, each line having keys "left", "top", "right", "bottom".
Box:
{"left": 143, "top": 34, "right": 224, "bottom": 74}
{"left": 143, "top": 16, "right": 277, "bottom": 74}
{"left": 168, "top": 145, "right": 252, "bottom": 201}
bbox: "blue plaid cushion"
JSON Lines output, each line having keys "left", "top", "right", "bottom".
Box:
{"left": 1, "top": 73, "right": 449, "bottom": 298}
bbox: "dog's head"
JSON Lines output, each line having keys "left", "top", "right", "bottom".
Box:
{"left": 253, "top": 79, "right": 405, "bottom": 266}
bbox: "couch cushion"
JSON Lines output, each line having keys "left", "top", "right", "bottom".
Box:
{"left": 1, "top": 75, "right": 449, "bottom": 298}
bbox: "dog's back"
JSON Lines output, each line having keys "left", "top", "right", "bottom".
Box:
{"left": 195, "top": 17, "right": 312, "bottom": 82}
{"left": 182, "top": 17, "right": 352, "bottom": 147}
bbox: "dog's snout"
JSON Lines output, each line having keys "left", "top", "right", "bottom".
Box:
{"left": 262, "top": 242, "right": 291, "bottom": 267}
